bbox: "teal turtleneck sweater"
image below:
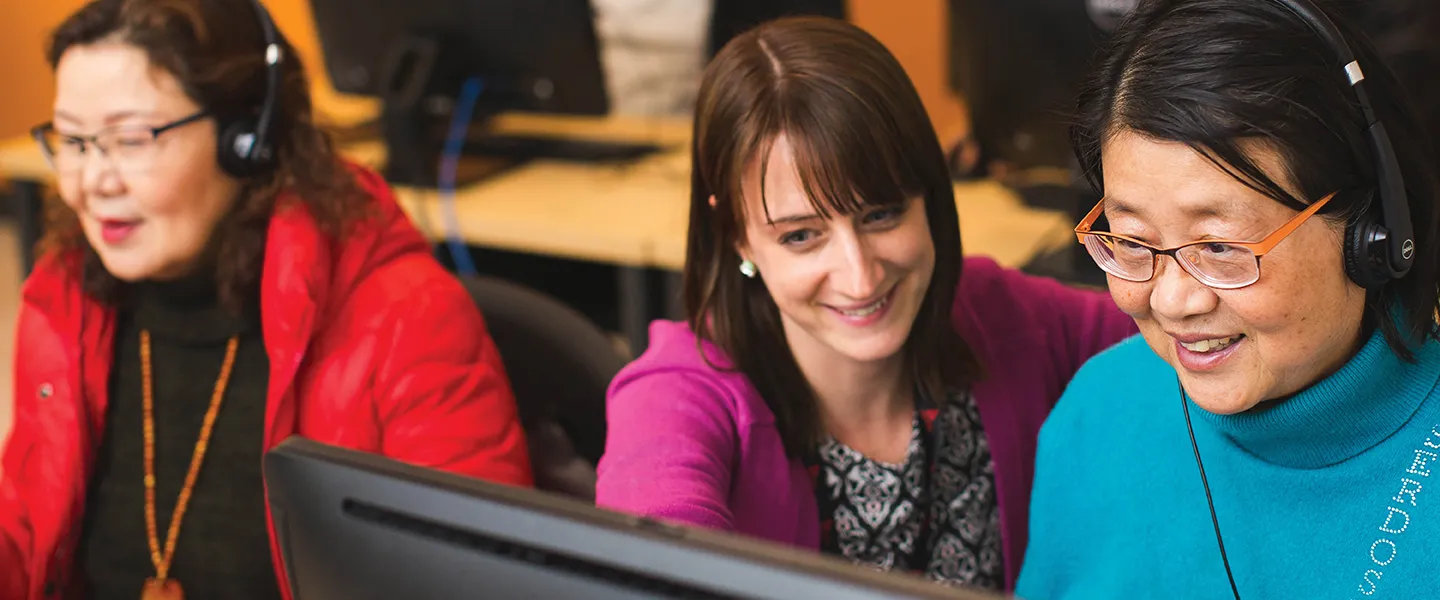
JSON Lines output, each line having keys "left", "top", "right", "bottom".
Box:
{"left": 1017, "top": 330, "right": 1440, "bottom": 599}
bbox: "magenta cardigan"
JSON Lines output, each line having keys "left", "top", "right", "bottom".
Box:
{"left": 595, "top": 257, "right": 1136, "bottom": 590}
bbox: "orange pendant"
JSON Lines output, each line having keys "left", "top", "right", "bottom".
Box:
{"left": 142, "top": 577, "right": 184, "bottom": 600}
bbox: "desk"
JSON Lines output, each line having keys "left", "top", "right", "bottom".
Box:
{"left": 361, "top": 121, "right": 1074, "bottom": 274}
{"left": 342, "top": 116, "right": 699, "bottom": 350}
{"left": 0, "top": 112, "right": 1073, "bottom": 352}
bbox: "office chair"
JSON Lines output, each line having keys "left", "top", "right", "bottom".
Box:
{"left": 460, "top": 275, "right": 625, "bottom": 500}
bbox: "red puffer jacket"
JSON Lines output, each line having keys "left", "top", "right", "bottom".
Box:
{"left": 0, "top": 166, "right": 534, "bottom": 599}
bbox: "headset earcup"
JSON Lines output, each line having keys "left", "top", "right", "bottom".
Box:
{"left": 1344, "top": 216, "right": 1390, "bottom": 289}
{"left": 217, "top": 118, "right": 273, "bottom": 178}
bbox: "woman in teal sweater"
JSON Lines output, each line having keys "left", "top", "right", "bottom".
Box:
{"left": 1017, "top": 0, "right": 1440, "bottom": 598}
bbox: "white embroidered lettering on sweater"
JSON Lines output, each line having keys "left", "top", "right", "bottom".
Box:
{"left": 1353, "top": 425, "right": 1439, "bottom": 597}
{"left": 1407, "top": 450, "right": 1436, "bottom": 477}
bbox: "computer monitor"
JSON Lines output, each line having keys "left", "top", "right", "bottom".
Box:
{"left": 947, "top": 0, "right": 1135, "bottom": 177}
{"left": 707, "top": 0, "right": 847, "bottom": 58}
{"left": 263, "top": 436, "right": 1009, "bottom": 600}
{"left": 946, "top": 0, "right": 1136, "bottom": 285}
{"left": 307, "top": 0, "right": 661, "bottom": 187}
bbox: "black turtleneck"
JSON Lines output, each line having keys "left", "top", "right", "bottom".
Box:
{"left": 77, "top": 274, "right": 278, "bottom": 599}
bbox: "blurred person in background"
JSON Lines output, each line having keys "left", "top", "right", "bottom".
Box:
{"left": 0, "top": 1, "right": 533, "bottom": 598}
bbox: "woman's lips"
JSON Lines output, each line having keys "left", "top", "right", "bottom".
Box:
{"left": 99, "top": 219, "right": 140, "bottom": 244}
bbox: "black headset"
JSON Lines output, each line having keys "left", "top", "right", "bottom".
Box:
{"left": 1185, "top": 7, "right": 1418, "bottom": 599}
{"left": 1271, "top": 0, "right": 1418, "bottom": 288}
{"left": 217, "top": 0, "right": 284, "bottom": 178}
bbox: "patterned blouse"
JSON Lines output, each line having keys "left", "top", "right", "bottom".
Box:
{"left": 811, "top": 391, "right": 1004, "bottom": 590}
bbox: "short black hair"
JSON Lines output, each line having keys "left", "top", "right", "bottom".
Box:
{"left": 1073, "top": 0, "right": 1440, "bottom": 359}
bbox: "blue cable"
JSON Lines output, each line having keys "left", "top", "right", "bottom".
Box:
{"left": 439, "top": 76, "right": 484, "bottom": 277}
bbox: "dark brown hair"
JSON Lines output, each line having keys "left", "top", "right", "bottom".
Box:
{"left": 685, "top": 16, "right": 981, "bottom": 458}
{"left": 41, "top": 0, "right": 366, "bottom": 312}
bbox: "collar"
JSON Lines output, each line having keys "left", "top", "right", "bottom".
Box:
{"left": 1197, "top": 329, "right": 1440, "bottom": 469}
{"left": 129, "top": 273, "right": 259, "bottom": 345}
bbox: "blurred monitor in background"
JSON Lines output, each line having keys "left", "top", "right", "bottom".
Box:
{"left": 945, "top": 0, "right": 1136, "bottom": 283}
{"left": 947, "top": 0, "right": 1136, "bottom": 183}
{"left": 1329, "top": 0, "right": 1440, "bottom": 156}
{"left": 708, "top": 0, "right": 846, "bottom": 57}
{"left": 310, "top": 0, "right": 611, "bottom": 116}
{"left": 308, "top": 0, "right": 662, "bottom": 187}
{"left": 947, "top": 0, "right": 1440, "bottom": 183}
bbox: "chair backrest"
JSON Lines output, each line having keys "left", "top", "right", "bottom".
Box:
{"left": 460, "top": 275, "right": 625, "bottom": 499}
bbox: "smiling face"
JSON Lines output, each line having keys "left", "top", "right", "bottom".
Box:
{"left": 1101, "top": 130, "right": 1368, "bottom": 414}
{"left": 735, "top": 134, "right": 936, "bottom": 370}
{"left": 51, "top": 42, "right": 240, "bottom": 282}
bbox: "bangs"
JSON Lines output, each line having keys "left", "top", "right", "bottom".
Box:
{"left": 724, "top": 101, "right": 929, "bottom": 226}
{"left": 682, "top": 16, "right": 980, "bottom": 457}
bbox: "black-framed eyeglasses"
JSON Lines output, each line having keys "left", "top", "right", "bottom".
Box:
{"left": 31, "top": 110, "right": 211, "bottom": 174}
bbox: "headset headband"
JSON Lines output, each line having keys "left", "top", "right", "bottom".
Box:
{"left": 245, "top": 0, "right": 282, "bottom": 163}
{"left": 1274, "top": 0, "right": 1415, "bottom": 275}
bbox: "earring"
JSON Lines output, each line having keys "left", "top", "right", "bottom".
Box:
{"left": 739, "top": 259, "right": 757, "bottom": 278}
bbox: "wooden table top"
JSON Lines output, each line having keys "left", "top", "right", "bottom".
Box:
{"left": 0, "top": 105, "right": 1071, "bottom": 272}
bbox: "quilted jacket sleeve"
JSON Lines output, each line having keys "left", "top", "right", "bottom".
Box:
{"left": 1, "top": 303, "right": 49, "bottom": 600}
{"left": 0, "top": 427, "right": 32, "bottom": 600}
{"left": 371, "top": 268, "right": 535, "bottom": 488}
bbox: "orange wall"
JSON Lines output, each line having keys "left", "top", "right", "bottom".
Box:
{"left": 0, "top": 1, "right": 965, "bottom": 142}
{"left": 0, "top": 0, "right": 328, "bottom": 138}
{"left": 850, "top": 0, "right": 970, "bottom": 148}
{"left": 0, "top": 2, "right": 80, "bottom": 137}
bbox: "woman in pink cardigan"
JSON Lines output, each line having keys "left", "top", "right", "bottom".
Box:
{"left": 594, "top": 17, "right": 1135, "bottom": 593}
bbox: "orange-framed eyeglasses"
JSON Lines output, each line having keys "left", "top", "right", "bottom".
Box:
{"left": 1073, "top": 191, "right": 1337, "bottom": 289}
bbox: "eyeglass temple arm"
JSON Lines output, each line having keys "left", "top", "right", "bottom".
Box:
{"left": 1246, "top": 191, "right": 1338, "bottom": 255}
{"left": 1074, "top": 198, "right": 1108, "bottom": 243}
{"left": 1074, "top": 192, "right": 1337, "bottom": 251}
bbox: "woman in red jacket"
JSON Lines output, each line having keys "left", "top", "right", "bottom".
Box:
{"left": 1, "top": 0, "right": 533, "bottom": 598}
